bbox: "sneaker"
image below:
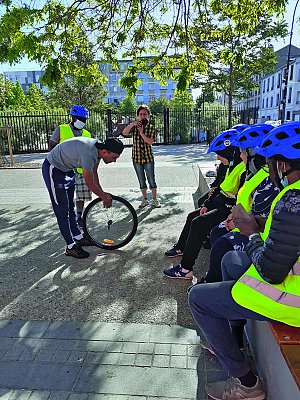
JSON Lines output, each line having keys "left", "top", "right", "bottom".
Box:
{"left": 165, "top": 245, "right": 184, "bottom": 258}
{"left": 139, "top": 198, "right": 149, "bottom": 208}
{"left": 205, "top": 376, "right": 266, "bottom": 400}
{"left": 152, "top": 199, "right": 161, "bottom": 208}
{"left": 163, "top": 264, "right": 193, "bottom": 279}
{"left": 65, "top": 244, "right": 90, "bottom": 259}
{"left": 75, "top": 234, "right": 95, "bottom": 246}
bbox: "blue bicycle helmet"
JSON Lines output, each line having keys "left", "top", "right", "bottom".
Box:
{"left": 70, "top": 105, "right": 89, "bottom": 119}
{"left": 254, "top": 122, "right": 300, "bottom": 159}
{"left": 231, "top": 123, "right": 249, "bottom": 132}
{"left": 207, "top": 129, "right": 237, "bottom": 154}
{"left": 231, "top": 124, "right": 274, "bottom": 149}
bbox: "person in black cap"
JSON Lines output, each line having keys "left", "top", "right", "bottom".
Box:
{"left": 42, "top": 137, "right": 124, "bottom": 259}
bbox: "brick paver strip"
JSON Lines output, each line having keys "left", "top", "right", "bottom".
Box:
{"left": 0, "top": 320, "right": 211, "bottom": 399}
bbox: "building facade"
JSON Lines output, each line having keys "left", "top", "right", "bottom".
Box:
{"left": 3, "top": 59, "right": 179, "bottom": 105}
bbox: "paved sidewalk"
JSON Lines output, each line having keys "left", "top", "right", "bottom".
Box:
{"left": 0, "top": 319, "right": 228, "bottom": 399}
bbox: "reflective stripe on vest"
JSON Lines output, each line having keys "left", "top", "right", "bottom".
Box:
{"left": 220, "top": 162, "right": 246, "bottom": 197}
{"left": 59, "top": 124, "right": 91, "bottom": 173}
{"left": 232, "top": 180, "right": 300, "bottom": 327}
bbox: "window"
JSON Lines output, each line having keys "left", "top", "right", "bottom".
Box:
{"left": 290, "top": 64, "right": 294, "bottom": 81}
{"left": 262, "top": 99, "right": 265, "bottom": 108}
{"left": 277, "top": 72, "right": 281, "bottom": 88}
{"left": 276, "top": 93, "right": 279, "bottom": 106}
{"left": 263, "top": 80, "right": 266, "bottom": 93}
{"left": 148, "top": 83, "right": 155, "bottom": 90}
{"left": 296, "top": 91, "right": 300, "bottom": 104}
{"left": 267, "top": 78, "right": 270, "bottom": 92}
{"left": 271, "top": 76, "right": 274, "bottom": 90}
{"left": 270, "top": 97, "right": 273, "bottom": 107}
{"left": 113, "top": 86, "right": 118, "bottom": 93}
{"left": 266, "top": 98, "right": 269, "bottom": 108}
{"left": 137, "top": 95, "right": 143, "bottom": 102}
{"left": 288, "top": 87, "right": 292, "bottom": 103}
{"left": 287, "top": 111, "right": 291, "bottom": 120}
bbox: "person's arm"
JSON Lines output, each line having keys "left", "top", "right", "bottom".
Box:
{"left": 82, "top": 165, "right": 112, "bottom": 208}
{"left": 139, "top": 124, "right": 155, "bottom": 145}
{"left": 122, "top": 121, "right": 138, "bottom": 136}
{"left": 245, "top": 189, "right": 300, "bottom": 284}
{"left": 48, "top": 126, "right": 61, "bottom": 151}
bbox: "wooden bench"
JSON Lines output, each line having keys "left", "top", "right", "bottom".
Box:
{"left": 245, "top": 320, "right": 300, "bottom": 400}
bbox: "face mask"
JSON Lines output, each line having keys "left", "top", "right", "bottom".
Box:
{"left": 74, "top": 120, "right": 85, "bottom": 129}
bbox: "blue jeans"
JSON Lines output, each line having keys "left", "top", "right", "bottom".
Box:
{"left": 42, "top": 159, "right": 81, "bottom": 245}
{"left": 188, "top": 250, "right": 273, "bottom": 377}
{"left": 133, "top": 161, "right": 157, "bottom": 190}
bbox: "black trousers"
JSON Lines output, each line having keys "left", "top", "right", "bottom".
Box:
{"left": 177, "top": 206, "right": 231, "bottom": 271}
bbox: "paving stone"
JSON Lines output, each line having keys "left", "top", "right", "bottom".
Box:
{"left": 12, "top": 338, "right": 45, "bottom": 352}
{"left": 170, "top": 355, "right": 187, "bottom": 369}
{"left": 51, "top": 350, "right": 71, "bottom": 363}
{"left": 74, "top": 365, "right": 198, "bottom": 398}
{"left": 84, "top": 352, "right": 104, "bottom": 364}
{"left": 57, "top": 340, "right": 77, "bottom": 351}
{"left": 68, "top": 350, "right": 87, "bottom": 364}
{"left": 68, "top": 394, "right": 89, "bottom": 400}
{"left": 149, "top": 325, "right": 198, "bottom": 345}
{"left": 0, "top": 360, "right": 81, "bottom": 391}
{"left": 121, "top": 342, "right": 139, "bottom": 354}
{"left": 43, "top": 322, "right": 83, "bottom": 340}
{"left": 89, "top": 395, "right": 146, "bottom": 400}
{"left": 135, "top": 354, "right": 152, "bottom": 367}
{"left": 48, "top": 392, "right": 70, "bottom": 400}
{"left": 100, "top": 352, "right": 120, "bottom": 365}
{"left": 152, "top": 354, "right": 170, "bottom": 368}
{"left": 41, "top": 339, "right": 61, "bottom": 352}
{"left": 171, "top": 344, "right": 187, "bottom": 356}
{"left": 9, "top": 390, "right": 32, "bottom": 399}
{"left": 19, "top": 349, "right": 40, "bottom": 362}
{"left": 2, "top": 348, "right": 23, "bottom": 361}
{"left": 74, "top": 341, "right": 107, "bottom": 352}
{"left": 35, "top": 349, "right": 56, "bottom": 362}
{"left": 187, "top": 344, "right": 201, "bottom": 357}
{"left": 137, "top": 343, "right": 154, "bottom": 355}
{"left": 0, "top": 348, "right": 8, "bottom": 359}
{"left": 154, "top": 343, "right": 171, "bottom": 355}
{"left": 117, "top": 353, "right": 136, "bottom": 366}
{"left": 0, "top": 337, "right": 16, "bottom": 349}
{"left": 0, "top": 389, "right": 14, "bottom": 399}
{"left": 187, "top": 356, "right": 198, "bottom": 370}
{"left": 28, "top": 391, "right": 51, "bottom": 399}
{"left": 105, "top": 342, "right": 123, "bottom": 353}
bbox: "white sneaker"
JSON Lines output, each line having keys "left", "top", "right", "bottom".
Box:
{"left": 205, "top": 376, "right": 266, "bottom": 400}
{"left": 152, "top": 199, "right": 161, "bottom": 208}
{"left": 139, "top": 198, "right": 149, "bottom": 208}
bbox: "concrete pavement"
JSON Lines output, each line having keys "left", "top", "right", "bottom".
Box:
{"left": 0, "top": 144, "right": 249, "bottom": 399}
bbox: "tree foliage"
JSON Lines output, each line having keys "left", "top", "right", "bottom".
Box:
{"left": 0, "top": 0, "right": 289, "bottom": 97}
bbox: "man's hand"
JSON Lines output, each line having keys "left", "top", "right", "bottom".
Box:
{"left": 254, "top": 215, "right": 267, "bottom": 232}
{"left": 225, "top": 213, "right": 235, "bottom": 231}
{"left": 233, "top": 215, "right": 259, "bottom": 237}
{"left": 101, "top": 193, "right": 112, "bottom": 208}
{"left": 200, "top": 207, "right": 208, "bottom": 215}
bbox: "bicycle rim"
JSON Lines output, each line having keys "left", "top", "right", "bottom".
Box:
{"left": 82, "top": 196, "right": 138, "bottom": 249}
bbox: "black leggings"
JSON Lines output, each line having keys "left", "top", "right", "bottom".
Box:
{"left": 177, "top": 207, "right": 231, "bottom": 271}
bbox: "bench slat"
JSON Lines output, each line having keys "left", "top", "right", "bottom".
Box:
{"left": 281, "top": 345, "right": 300, "bottom": 390}
{"left": 269, "top": 322, "right": 300, "bottom": 345}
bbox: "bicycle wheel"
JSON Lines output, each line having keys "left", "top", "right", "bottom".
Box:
{"left": 82, "top": 195, "right": 138, "bottom": 249}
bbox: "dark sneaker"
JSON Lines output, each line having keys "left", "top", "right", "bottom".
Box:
{"left": 205, "top": 377, "right": 266, "bottom": 400}
{"left": 75, "top": 235, "right": 95, "bottom": 246}
{"left": 65, "top": 244, "right": 90, "bottom": 259}
{"left": 163, "top": 264, "right": 193, "bottom": 280}
{"left": 164, "top": 245, "right": 183, "bottom": 258}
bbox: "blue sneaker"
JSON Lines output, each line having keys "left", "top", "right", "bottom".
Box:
{"left": 164, "top": 244, "right": 184, "bottom": 258}
{"left": 163, "top": 265, "right": 193, "bottom": 280}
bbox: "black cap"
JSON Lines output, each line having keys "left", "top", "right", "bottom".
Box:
{"left": 96, "top": 137, "right": 124, "bottom": 155}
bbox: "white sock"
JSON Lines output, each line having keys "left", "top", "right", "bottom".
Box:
{"left": 67, "top": 242, "right": 76, "bottom": 249}
{"left": 74, "top": 234, "right": 83, "bottom": 241}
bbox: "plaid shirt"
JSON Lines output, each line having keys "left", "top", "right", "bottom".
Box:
{"left": 130, "top": 124, "right": 156, "bottom": 164}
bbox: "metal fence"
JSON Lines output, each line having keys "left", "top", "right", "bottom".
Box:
{"left": 0, "top": 106, "right": 258, "bottom": 154}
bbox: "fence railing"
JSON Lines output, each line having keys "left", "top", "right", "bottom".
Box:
{"left": 0, "top": 107, "right": 258, "bottom": 154}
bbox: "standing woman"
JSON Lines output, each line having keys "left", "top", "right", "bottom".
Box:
{"left": 122, "top": 104, "right": 161, "bottom": 208}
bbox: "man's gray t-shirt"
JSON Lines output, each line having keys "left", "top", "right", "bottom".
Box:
{"left": 50, "top": 123, "right": 83, "bottom": 143}
{"left": 47, "top": 137, "right": 99, "bottom": 172}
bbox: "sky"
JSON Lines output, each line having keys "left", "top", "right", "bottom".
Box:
{"left": 0, "top": 0, "right": 299, "bottom": 75}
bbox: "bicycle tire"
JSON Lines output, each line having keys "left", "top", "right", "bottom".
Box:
{"left": 82, "top": 195, "right": 138, "bottom": 250}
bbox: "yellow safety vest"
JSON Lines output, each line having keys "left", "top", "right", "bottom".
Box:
{"left": 59, "top": 124, "right": 91, "bottom": 174}
{"left": 220, "top": 162, "right": 246, "bottom": 197}
{"left": 232, "top": 167, "right": 269, "bottom": 233}
{"left": 232, "top": 180, "right": 300, "bottom": 327}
